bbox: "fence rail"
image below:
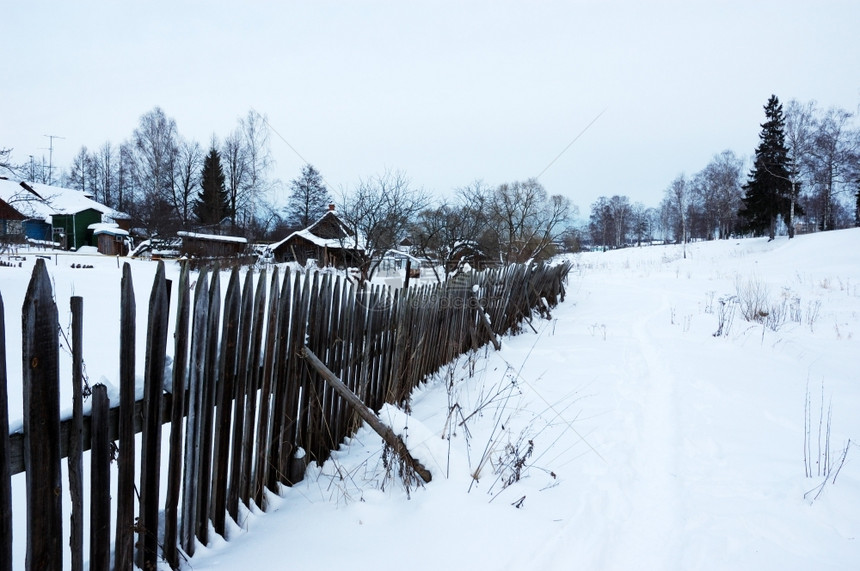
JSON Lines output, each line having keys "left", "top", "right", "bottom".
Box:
{"left": 0, "top": 258, "right": 570, "bottom": 570}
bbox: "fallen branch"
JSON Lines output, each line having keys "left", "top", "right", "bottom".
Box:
{"left": 300, "top": 346, "right": 432, "bottom": 483}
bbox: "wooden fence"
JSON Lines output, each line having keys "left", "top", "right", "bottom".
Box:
{"left": 0, "top": 258, "right": 570, "bottom": 570}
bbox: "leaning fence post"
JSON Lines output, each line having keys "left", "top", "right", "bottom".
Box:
{"left": 89, "top": 384, "right": 110, "bottom": 571}
{"left": 0, "top": 292, "right": 12, "bottom": 571}
{"left": 21, "top": 259, "right": 62, "bottom": 570}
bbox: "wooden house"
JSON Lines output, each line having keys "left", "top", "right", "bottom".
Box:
{"left": 271, "top": 205, "right": 364, "bottom": 267}
{"left": 0, "top": 177, "right": 56, "bottom": 244}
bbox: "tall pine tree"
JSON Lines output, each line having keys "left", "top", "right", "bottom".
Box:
{"left": 195, "top": 147, "right": 230, "bottom": 227}
{"left": 284, "top": 164, "right": 332, "bottom": 229}
{"left": 739, "top": 95, "right": 793, "bottom": 240}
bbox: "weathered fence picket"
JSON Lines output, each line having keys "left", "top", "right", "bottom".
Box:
{"left": 0, "top": 293, "right": 11, "bottom": 571}
{"left": 22, "top": 259, "right": 62, "bottom": 570}
{"left": 1, "top": 258, "right": 570, "bottom": 570}
{"left": 138, "top": 262, "right": 169, "bottom": 569}
{"left": 115, "top": 263, "right": 136, "bottom": 571}
{"left": 163, "top": 262, "right": 189, "bottom": 569}
{"left": 89, "top": 383, "right": 110, "bottom": 571}
{"left": 69, "top": 296, "right": 85, "bottom": 571}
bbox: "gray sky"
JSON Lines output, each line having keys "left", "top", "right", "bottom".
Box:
{"left": 3, "top": 0, "right": 859, "bottom": 219}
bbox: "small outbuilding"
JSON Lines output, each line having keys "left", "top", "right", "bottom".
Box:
{"left": 90, "top": 222, "right": 131, "bottom": 256}
{"left": 177, "top": 231, "right": 248, "bottom": 258}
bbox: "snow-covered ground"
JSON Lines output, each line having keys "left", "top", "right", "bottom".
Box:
{"left": 2, "top": 229, "right": 859, "bottom": 570}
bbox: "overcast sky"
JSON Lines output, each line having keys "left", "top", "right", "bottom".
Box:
{"left": 3, "top": 1, "right": 859, "bottom": 219}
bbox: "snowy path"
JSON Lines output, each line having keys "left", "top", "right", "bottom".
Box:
{"left": 534, "top": 275, "right": 689, "bottom": 570}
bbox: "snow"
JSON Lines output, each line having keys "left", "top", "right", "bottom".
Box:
{"left": 176, "top": 230, "right": 248, "bottom": 244}
{"left": 1, "top": 229, "right": 859, "bottom": 569}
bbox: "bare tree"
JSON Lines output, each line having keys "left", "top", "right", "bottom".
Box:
{"left": 665, "top": 174, "right": 689, "bottom": 256}
{"left": 0, "top": 147, "right": 17, "bottom": 176}
{"left": 482, "top": 179, "right": 572, "bottom": 263}
{"left": 221, "top": 110, "right": 273, "bottom": 231}
{"left": 171, "top": 138, "right": 203, "bottom": 227}
{"left": 339, "top": 170, "right": 430, "bottom": 278}
{"left": 809, "top": 106, "right": 857, "bottom": 231}
{"left": 784, "top": 99, "right": 818, "bottom": 236}
{"left": 64, "top": 145, "right": 93, "bottom": 192}
{"left": 90, "top": 142, "right": 117, "bottom": 208}
{"left": 131, "top": 107, "right": 179, "bottom": 234}
{"left": 695, "top": 150, "right": 744, "bottom": 239}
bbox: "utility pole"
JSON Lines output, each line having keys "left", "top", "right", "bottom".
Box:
{"left": 43, "top": 134, "right": 65, "bottom": 185}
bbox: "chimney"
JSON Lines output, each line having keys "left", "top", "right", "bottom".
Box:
{"left": 328, "top": 203, "right": 335, "bottom": 211}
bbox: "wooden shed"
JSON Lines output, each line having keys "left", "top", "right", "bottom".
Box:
{"left": 90, "top": 222, "right": 131, "bottom": 256}
{"left": 177, "top": 231, "right": 248, "bottom": 258}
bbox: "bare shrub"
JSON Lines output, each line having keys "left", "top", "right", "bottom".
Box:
{"left": 714, "top": 295, "right": 738, "bottom": 337}
{"left": 735, "top": 276, "right": 770, "bottom": 322}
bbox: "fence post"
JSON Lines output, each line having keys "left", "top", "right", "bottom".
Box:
{"left": 89, "top": 384, "right": 110, "bottom": 571}
{"left": 68, "top": 296, "right": 84, "bottom": 571}
{"left": 115, "top": 263, "right": 136, "bottom": 571}
{"left": 21, "top": 259, "right": 62, "bottom": 570}
{"left": 197, "top": 269, "right": 221, "bottom": 545}
{"left": 180, "top": 269, "right": 210, "bottom": 557}
{"left": 253, "top": 267, "right": 280, "bottom": 507}
{"left": 163, "top": 262, "right": 190, "bottom": 569}
{"left": 0, "top": 293, "right": 12, "bottom": 571}
{"left": 138, "top": 261, "right": 170, "bottom": 569}
{"left": 212, "top": 269, "right": 240, "bottom": 536}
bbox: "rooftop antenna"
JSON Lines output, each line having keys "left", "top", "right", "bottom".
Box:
{"left": 43, "top": 134, "right": 65, "bottom": 185}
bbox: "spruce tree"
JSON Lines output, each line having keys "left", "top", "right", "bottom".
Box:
{"left": 739, "top": 95, "right": 793, "bottom": 240}
{"left": 195, "top": 147, "right": 230, "bottom": 227}
{"left": 284, "top": 164, "right": 332, "bottom": 229}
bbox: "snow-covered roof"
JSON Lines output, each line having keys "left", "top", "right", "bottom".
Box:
{"left": 271, "top": 208, "right": 366, "bottom": 252}
{"left": 177, "top": 230, "right": 248, "bottom": 244}
{"left": 383, "top": 249, "right": 426, "bottom": 264}
{"left": 89, "top": 222, "right": 129, "bottom": 237}
{"left": 0, "top": 178, "right": 57, "bottom": 220}
{"left": 272, "top": 228, "right": 364, "bottom": 251}
{"left": 23, "top": 181, "right": 129, "bottom": 221}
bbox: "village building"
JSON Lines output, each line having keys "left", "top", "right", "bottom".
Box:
{"left": 270, "top": 204, "right": 364, "bottom": 267}
{"left": 177, "top": 230, "right": 248, "bottom": 258}
{"left": 0, "top": 178, "right": 130, "bottom": 250}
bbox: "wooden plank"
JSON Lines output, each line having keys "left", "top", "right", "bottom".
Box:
{"left": 68, "top": 296, "right": 84, "bottom": 571}
{"left": 300, "top": 347, "right": 431, "bottom": 484}
{"left": 241, "top": 268, "right": 267, "bottom": 505}
{"left": 88, "top": 384, "right": 110, "bottom": 571}
{"left": 163, "top": 261, "right": 189, "bottom": 569}
{"left": 267, "top": 268, "right": 292, "bottom": 491}
{"left": 212, "top": 268, "right": 240, "bottom": 535}
{"left": 253, "top": 267, "right": 280, "bottom": 507}
{"left": 228, "top": 271, "right": 254, "bottom": 517}
{"left": 196, "top": 268, "right": 221, "bottom": 545}
{"left": 138, "top": 261, "right": 170, "bottom": 569}
{"left": 281, "top": 269, "right": 305, "bottom": 484}
{"left": 114, "top": 262, "right": 136, "bottom": 571}
{"left": 0, "top": 292, "right": 12, "bottom": 571}
{"left": 21, "top": 259, "right": 62, "bottom": 571}
{"left": 180, "top": 268, "right": 210, "bottom": 557}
